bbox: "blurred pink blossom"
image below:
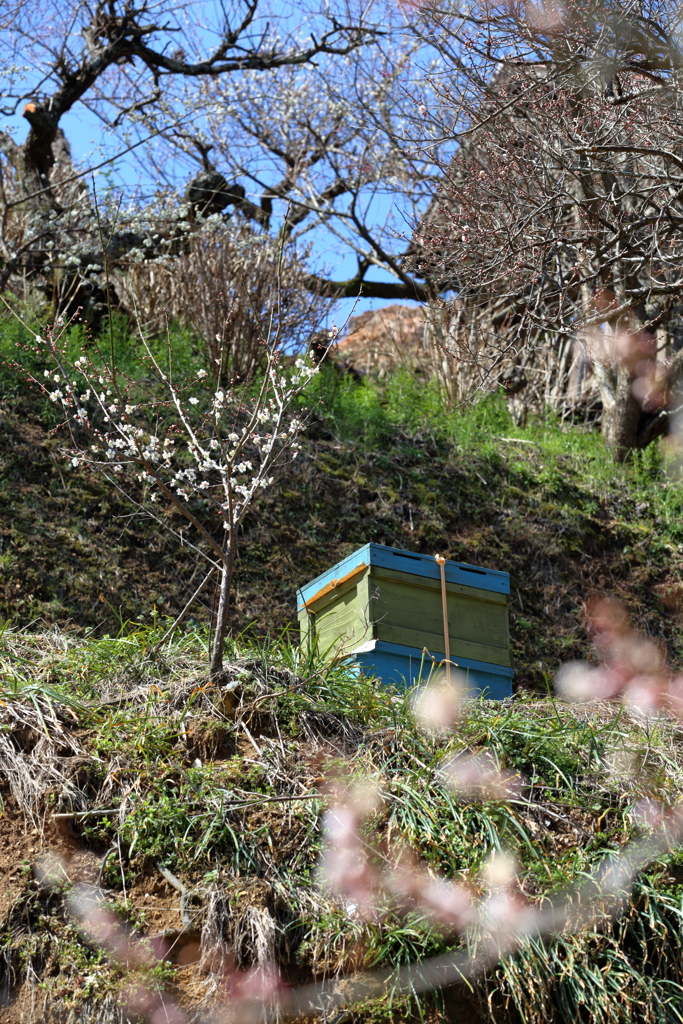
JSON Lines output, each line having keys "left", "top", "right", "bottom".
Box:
{"left": 68, "top": 886, "right": 187, "bottom": 1023}
{"left": 410, "top": 674, "right": 465, "bottom": 734}
{"left": 480, "top": 891, "right": 534, "bottom": 950}
{"left": 441, "top": 750, "right": 521, "bottom": 801}
{"left": 526, "top": 0, "right": 566, "bottom": 33}
{"left": 556, "top": 598, "right": 673, "bottom": 713}
{"left": 69, "top": 889, "right": 155, "bottom": 968}
{"left": 318, "top": 783, "right": 382, "bottom": 919}
{"left": 218, "top": 962, "right": 288, "bottom": 1023}
{"left": 632, "top": 798, "right": 666, "bottom": 831}
{"left": 388, "top": 848, "right": 474, "bottom": 934}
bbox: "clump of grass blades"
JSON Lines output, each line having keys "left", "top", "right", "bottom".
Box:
{"left": 498, "top": 876, "right": 683, "bottom": 1024}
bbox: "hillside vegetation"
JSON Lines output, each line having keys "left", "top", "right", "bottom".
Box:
{"left": 1, "top": 315, "right": 683, "bottom": 688}
{"left": 3, "top": 315, "right": 683, "bottom": 1021}
{"left": 2, "top": 625, "right": 683, "bottom": 1023}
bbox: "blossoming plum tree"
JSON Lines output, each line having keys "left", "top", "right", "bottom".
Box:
{"left": 16, "top": 312, "right": 322, "bottom": 674}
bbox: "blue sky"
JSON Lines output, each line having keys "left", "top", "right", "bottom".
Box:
{"left": 1, "top": 0, "right": 428, "bottom": 330}
{"left": 4, "top": 106, "right": 417, "bottom": 329}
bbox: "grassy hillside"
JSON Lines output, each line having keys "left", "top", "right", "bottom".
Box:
{"left": 2, "top": 626, "right": 683, "bottom": 1022}
{"left": 3, "top": 314, "right": 683, "bottom": 1020}
{"left": 2, "top": 312, "right": 683, "bottom": 689}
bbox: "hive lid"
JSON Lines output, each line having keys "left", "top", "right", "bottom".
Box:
{"left": 297, "top": 543, "right": 509, "bottom": 610}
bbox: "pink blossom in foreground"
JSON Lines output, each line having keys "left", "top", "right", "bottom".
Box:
{"left": 69, "top": 889, "right": 156, "bottom": 968}
{"left": 68, "top": 886, "right": 186, "bottom": 1023}
{"left": 526, "top": 0, "right": 566, "bottom": 33}
{"left": 318, "top": 783, "right": 382, "bottom": 920}
{"left": 69, "top": 884, "right": 291, "bottom": 1024}
{"left": 410, "top": 674, "right": 465, "bottom": 734}
{"left": 478, "top": 853, "right": 535, "bottom": 952}
{"left": 388, "top": 849, "right": 474, "bottom": 934}
{"left": 441, "top": 750, "right": 521, "bottom": 801}
{"left": 215, "top": 963, "right": 288, "bottom": 1024}
{"left": 556, "top": 598, "right": 676, "bottom": 715}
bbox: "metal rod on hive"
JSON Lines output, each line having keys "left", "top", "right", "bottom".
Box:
{"left": 434, "top": 554, "right": 451, "bottom": 686}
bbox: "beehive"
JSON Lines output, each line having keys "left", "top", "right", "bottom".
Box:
{"left": 297, "top": 543, "right": 513, "bottom": 698}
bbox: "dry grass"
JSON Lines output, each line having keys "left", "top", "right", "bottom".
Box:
{"left": 2, "top": 626, "right": 683, "bottom": 1023}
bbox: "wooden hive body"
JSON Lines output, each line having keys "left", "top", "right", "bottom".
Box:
{"left": 297, "top": 544, "right": 513, "bottom": 698}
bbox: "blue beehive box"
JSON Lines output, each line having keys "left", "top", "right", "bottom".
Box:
{"left": 297, "top": 543, "right": 513, "bottom": 698}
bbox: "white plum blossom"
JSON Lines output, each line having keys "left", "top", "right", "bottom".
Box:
{"left": 27, "top": 311, "right": 312, "bottom": 677}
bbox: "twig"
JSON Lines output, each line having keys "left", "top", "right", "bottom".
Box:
{"left": 52, "top": 790, "right": 322, "bottom": 824}
{"left": 241, "top": 720, "right": 263, "bottom": 756}
{"left": 157, "top": 861, "right": 194, "bottom": 928}
{"left": 52, "top": 807, "right": 120, "bottom": 821}
{"left": 97, "top": 846, "right": 118, "bottom": 887}
{"left": 157, "top": 862, "right": 187, "bottom": 895}
{"left": 217, "top": 790, "right": 322, "bottom": 810}
{"left": 151, "top": 567, "right": 216, "bottom": 653}
{"left": 509, "top": 799, "right": 592, "bottom": 838}
{"left": 118, "top": 838, "right": 127, "bottom": 903}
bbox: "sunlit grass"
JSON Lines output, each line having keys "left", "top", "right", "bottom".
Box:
{"left": 4, "top": 621, "right": 683, "bottom": 1020}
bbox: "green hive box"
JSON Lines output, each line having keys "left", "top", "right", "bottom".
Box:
{"left": 297, "top": 543, "right": 513, "bottom": 698}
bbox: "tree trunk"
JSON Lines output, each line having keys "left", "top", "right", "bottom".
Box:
{"left": 593, "top": 359, "right": 642, "bottom": 462}
{"left": 210, "top": 543, "right": 235, "bottom": 676}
